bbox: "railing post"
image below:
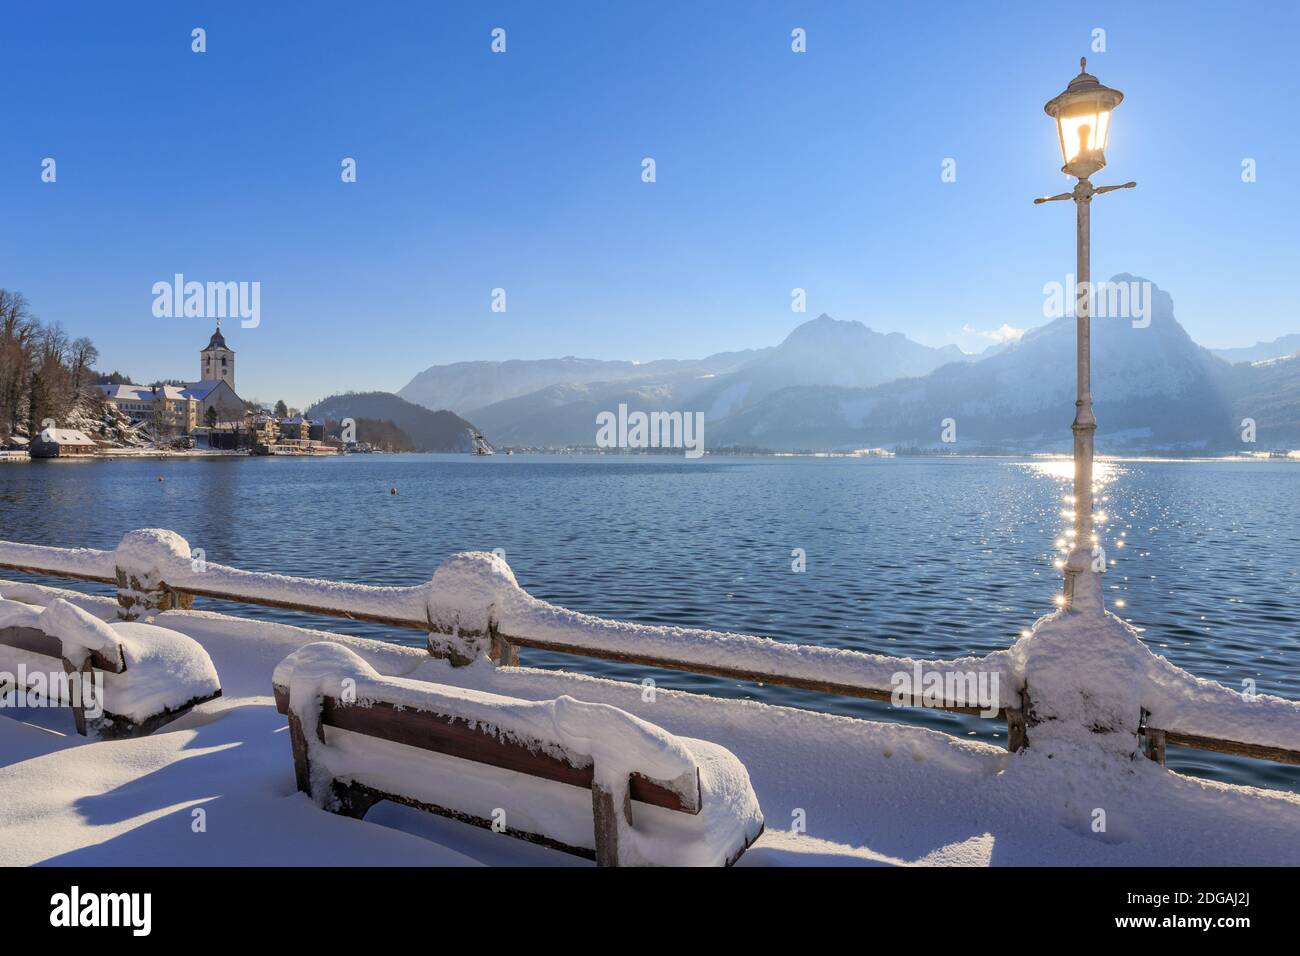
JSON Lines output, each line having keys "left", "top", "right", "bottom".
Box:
{"left": 428, "top": 623, "right": 516, "bottom": 667}
{"left": 1145, "top": 729, "right": 1167, "bottom": 766}
{"left": 426, "top": 551, "right": 521, "bottom": 667}
{"left": 489, "top": 623, "right": 518, "bottom": 666}
{"left": 114, "top": 571, "right": 192, "bottom": 620}
{"left": 426, "top": 621, "right": 490, "bottom": 667}
{"left": 1005, "top": 708, "right": 1027, "bottom": 752}
{"left": 112, "top": 529, "right": 194, "bottom": 621}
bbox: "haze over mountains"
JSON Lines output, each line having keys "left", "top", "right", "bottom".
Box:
{"left": 399, "top": 318, "right": 968, "bottom": 448}
{"left": 1210, "top": 333, "right": 1300, "bottom": 366}
{"left": 393, "top": 276, "right": 1299, "bottom": 453}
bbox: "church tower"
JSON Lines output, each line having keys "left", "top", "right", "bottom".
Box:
{"left": 200, "top": 322, "right": 235, "bottom": 388}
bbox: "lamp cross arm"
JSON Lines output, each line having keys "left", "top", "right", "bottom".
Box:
{"left": 1094, "top": 181, "right": 1137, "bottom": 196}
{"left": 1032, "top": 191, "right": 1073, "bottom": 205}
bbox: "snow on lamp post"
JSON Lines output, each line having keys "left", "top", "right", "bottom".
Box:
{"left": 1034, "top": 58, "right": 1135, "bottom": 612}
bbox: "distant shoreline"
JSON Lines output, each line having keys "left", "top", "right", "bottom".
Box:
{"left": 5, "top": 448, "right": 1295, "bottom": 464}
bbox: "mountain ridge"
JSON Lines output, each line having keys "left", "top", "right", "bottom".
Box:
{"left": 391, "top": 286, "right": 1300, "bottom": 452}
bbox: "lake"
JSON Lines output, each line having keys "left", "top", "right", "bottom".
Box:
{"left": 0, "top": 453, "right": 1296, "bottom": 792}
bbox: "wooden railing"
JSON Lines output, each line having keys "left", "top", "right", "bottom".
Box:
{"left": 2, "top": 530, "right": 1297, "bottom": 772}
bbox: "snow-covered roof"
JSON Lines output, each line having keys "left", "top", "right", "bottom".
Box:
{"left": 180, "top": 381, "right": 225, "bottom": 400}
{"left": 101, "top": 381, "right": 239, "bottom": 404}
{"left": 38, "top": 429, "right": 95, "bottom": 445}
{"left": 99, "top": 383, "right": 193, "bottom": 402}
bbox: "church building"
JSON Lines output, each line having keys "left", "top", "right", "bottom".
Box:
{"left": 183, "top": 323, "right": 245, "bottom": 426}
{"left": 98, "top": 323, "right": 247, "bottom": 433}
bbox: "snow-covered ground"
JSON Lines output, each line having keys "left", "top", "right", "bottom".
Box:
{"left": 0, "top": 577, "right": 1298, "bottom": 867}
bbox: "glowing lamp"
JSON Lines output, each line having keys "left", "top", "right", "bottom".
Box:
{"left": 1044, "top": 57, "right": 1124, "bottom": 179}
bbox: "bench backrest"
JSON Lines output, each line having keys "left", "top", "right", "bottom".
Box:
{"left": 0, "top": 598, "right": 126, "bottom": 735}
{"left": 273, "top": 642, "right": 705, "bottom": 864}
{"left": 273, "top": 683, "right": 700, "bottom": 814}
{"left": 0, "top": 598, "right": 126, "bottom": 673}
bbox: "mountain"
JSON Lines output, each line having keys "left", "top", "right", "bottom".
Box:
{"left": 390, "top": 287, "right": 1300, "bottom": 453}
{"left": 397, "top": 349, "right": 767, "bottom": 417}
{"left": 711, "top": 277, "right": 1259, "bottom": 452}
{"left": 1222, "top": 353, "right": 1300, "bottom": 448}
{"left": 306, "top": 392, "right": 487, "bottom": 453}
{"left": 442, "top": 316, "right": 966, "bottom": 447}
{"left": 1211, "top": 333, "right": 1300, "bottom": 365}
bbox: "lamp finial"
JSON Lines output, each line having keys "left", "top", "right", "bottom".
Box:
{"left": 1080, "top": 56, "right": 1087, "bottom": 72}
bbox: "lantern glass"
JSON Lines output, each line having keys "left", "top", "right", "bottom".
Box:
{"left": 1057, "top": 105, "right": 1111, "bottom": 164}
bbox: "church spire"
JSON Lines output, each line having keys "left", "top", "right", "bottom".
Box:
{"left": 200, "top": 322, "right": 235, "bottom": 389}
{"left": 204, "top": 322, "right": 230, "bottom": 352}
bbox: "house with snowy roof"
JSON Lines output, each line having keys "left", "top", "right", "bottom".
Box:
{"left": 99, "top": 383, "right": 199, "bottom": 436}
{"left": 29, "top": 428, "right": 98, "bottom": 458}
{"left": 277, "top": 415, "right": 325, "bottom": 442}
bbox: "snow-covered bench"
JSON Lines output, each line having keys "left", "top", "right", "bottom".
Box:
{"left": 273, "top": 642, "right": 765, "bottom": 866}
{"left": 0, "top": 596, "right": 221, "bottom": 737}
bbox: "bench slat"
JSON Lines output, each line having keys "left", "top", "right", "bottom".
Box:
{"left": 0, "top": 624, "right": 126, "bottom": 673}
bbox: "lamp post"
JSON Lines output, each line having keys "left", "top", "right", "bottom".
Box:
{"left": 1034, "top": 58, "right": 1135, "bottom": 612}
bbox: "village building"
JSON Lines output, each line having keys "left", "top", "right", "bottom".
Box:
{"left": 99, "top": 383, "right": 199, "bottom": 436}
{"left": 30, "top": 428, "right": 98, "bottom": 458}
{"left": 181, "top": 379, "right": 244, "bottom": 428}
{"left": 98, "top": 323, "right": 246, "bottom": 436}
{"left": 249, "top": 414, "right": 279, "bottom": 447}
{"left": 278, "top": 416, "right": 310, "bottom": 441}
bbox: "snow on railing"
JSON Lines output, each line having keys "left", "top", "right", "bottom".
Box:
{"left": 1, "top": 528, "right": 1298, "bottom": 767}
{"left": 0, "top": 530, "right": 1016, "bottom": 718}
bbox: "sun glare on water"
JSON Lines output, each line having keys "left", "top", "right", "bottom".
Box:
{"left": 1020, "top": 458, "right": 1122, "bottom": 486}
{"left": 1019, "top": 458, "right": 1131, "bottom": 607}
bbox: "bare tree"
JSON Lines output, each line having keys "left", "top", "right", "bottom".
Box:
{"left": 69, "top": 337, "right": 99, "bottom": 395}
{"left": 0, "top": 291, "right": 103, "bottom": 442}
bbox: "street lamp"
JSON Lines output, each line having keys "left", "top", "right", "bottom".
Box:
{"left": 1034, "top": 57, "right": 1135, "bottom": 613}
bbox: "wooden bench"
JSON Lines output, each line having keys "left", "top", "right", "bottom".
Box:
{"left": 273, "top": 642, "right": 764, "bottom": 866}
{"left": 0, "top": 596, "right": 221, "bottom": 738}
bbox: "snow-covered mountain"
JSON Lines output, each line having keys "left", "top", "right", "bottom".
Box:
{"left": 421, "top": 316, "right": 967, "bottom": 446}
{"left": 394, "top": 283, "right": 1300, "bottom": 452}
{"left": 397, "top": 349, "right": 766, "bottom": 417}
{"left": 712, "top": 276, "right": 1290, "bottom": 452}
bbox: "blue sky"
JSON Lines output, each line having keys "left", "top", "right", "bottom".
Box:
{"left": 3, "top": 1, "right": 1297, "bottom": 407}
